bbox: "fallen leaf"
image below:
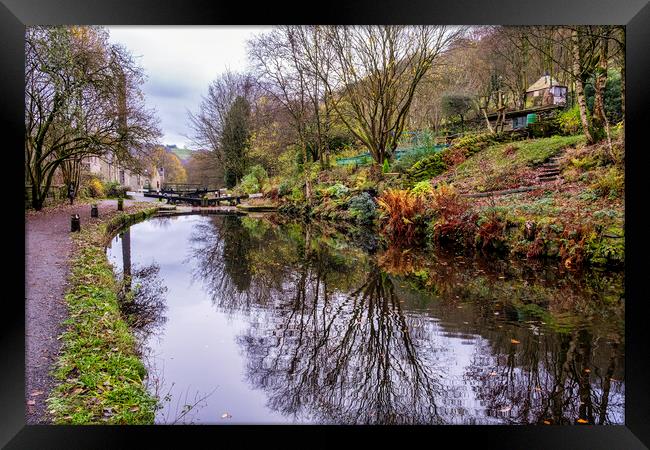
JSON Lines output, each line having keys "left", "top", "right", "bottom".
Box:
{"left": 30, "top": 390, "right": 44, "bottom": 397}
{"left": 499, "top": 406, "right": 512, "bottom": 413}
{"left": 543, "top": 420, "right": 551, "bottom": 425}
{"left": 129, "top": 406, "right": 140, "bottom": 412}
{"left": 584, "top": 369, "right": 591, "bottom": 373}
{"left": 27, "top": 400, "right": 36, "bottom": 406}
{"left": 489, "top": 372, "right": 497, "bottom": 376}
{"left": 511, "top": 339, "right": 521, "bottom": 344}
{"left": 71, "top": 387, "right": 83, "bottom": 395}
{"left": 577, "top": 418, "right": 588, "bottom": 424}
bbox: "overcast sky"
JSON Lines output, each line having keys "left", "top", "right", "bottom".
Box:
{"left": 107, "top": 26, "right": 273, "bottom": 148}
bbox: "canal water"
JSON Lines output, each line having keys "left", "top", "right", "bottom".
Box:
{"left": 106, "top": 213, "right": 624, "bottom": 425}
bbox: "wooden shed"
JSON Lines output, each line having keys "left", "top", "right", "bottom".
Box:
{"left": 525, "top": 74, "right": 567, "bottom": 108}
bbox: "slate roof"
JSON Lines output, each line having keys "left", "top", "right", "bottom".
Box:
{"left": 526, "top": 75, "right": 565, "bottom": 92}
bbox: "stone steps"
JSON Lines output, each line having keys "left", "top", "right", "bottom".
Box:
{"left": 535, "top": 154, "right": 564, "bottom": 183}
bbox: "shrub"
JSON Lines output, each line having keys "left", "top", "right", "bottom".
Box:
{"left": 325, "top": 183, "right": 350, "bottom": 198}
{"left": 407, "top": 152, "right": 448, "bottom": 182}
{"left": 250, "top": 164, "right": 269, "bottom": 183}
{"left": 556, "top": 105, "right": 583, "bottom": 135}
{"left": 103, "top": 181, "right": 128, "bottom": 198}
{"left": 430, "top": 184, "right": 468, "bottom": 219}
{"left": 427, "top": 184, "right": 476, "bottom": 246}
{"left": 352, "top": 169, "right": 375, "bottom": 191}
{"left": 239, "top": 173, "right": 261, "bottom": 194}
{"left": 239, "top": 164, "right": 268, "bottom": 194}
{"left": 347, "top": 192, "right": 377, "bottom": 225}
{"left": 377, "top": 189, "right": 427, "bottom": 246}
{"left": 382, "top": 159, "right": 390, "bottom": 173}
{"left": 451, "top": 131, "right": 512, "bottom": 156}
{"left": 85, "top": 177, "right": 105, "bottom": 198}
{"left": 410, "top": 180, "right": 433, "bottom": 198}
{"left": 527, "top": 119, "right": 561, "bottom": 138}
{"left": 278, "top": 180, "right": 292, "bottom": 197}
{"left": 591, "top": 167, "right": 624, "bottom": 198}
{"left": 558, "top": 224, "right": 592, "bottom": 269}
{"left": 475, "top": 210, "right": 508, "bottom": 252}
{"left": 586, "top": 227, "right": 624, "bottom": 267}
{"left": 290, "top": 186, "right": 305, "bottom": 203}
{"left": 570, "top": 155, "right": 599, "bottom": 170}
{"left": 392, "top": 146, "right": 442, "bottom": 173}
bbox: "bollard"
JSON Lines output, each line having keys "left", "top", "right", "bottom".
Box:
{"left": 117, "top": 198, "right": 123, "bottom": 211}
{"left": 91, "top": 204, "right": 98, "bottom": 218}
{"left": 71, "top": 214, "right": 80, "bottom": 232}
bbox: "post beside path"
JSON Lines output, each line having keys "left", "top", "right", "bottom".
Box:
{"left": 71, "top": 214, "right": 80, "bottom": 232}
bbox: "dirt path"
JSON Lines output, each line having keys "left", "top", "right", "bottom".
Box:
{"left": 25, "top": 198, "right": 146, "bottom": 424}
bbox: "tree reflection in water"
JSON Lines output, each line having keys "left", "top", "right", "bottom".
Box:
{"left": 116, "top": 228, "right": 168, "bottom": 342}
{"left": 239, "top": 268, "right": 445, "bottom": 424}
{"left": 186, "top": 215, "right": 624, "bottom": 425}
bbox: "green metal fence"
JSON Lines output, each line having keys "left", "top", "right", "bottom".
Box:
{"left": 335, "top": 144, "right": 448, "bottom": 167}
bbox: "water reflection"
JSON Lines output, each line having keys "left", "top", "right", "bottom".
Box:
{"left": 107, "top": 214, "right": 624, "bottom": 425}
{"left": 113, "top": 229, "right": 168, "bottom": 341}
{"left": 238, "top": 267, "right": 448, "bottom": 424}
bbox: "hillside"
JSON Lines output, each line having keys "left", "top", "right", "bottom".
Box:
{"left": 163, "top": 144, "right": 194, "bottom": 164}
{"left": 270, "top": 129, "right": 624, "bottom": 269}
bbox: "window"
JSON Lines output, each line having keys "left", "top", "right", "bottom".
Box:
{"left": 512, "top": 116, "right": 526, "bottom": 129}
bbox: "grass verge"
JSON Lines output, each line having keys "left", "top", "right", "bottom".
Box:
{"left": 46, "top": 204, "right": 159, "bottom": 424}
{"left": 449, "top": 134, "right": 586, "bottom": 192}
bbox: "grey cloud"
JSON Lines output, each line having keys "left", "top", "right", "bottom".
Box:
{"left": 147, "top": 77, "right": 195, "bottom": 99}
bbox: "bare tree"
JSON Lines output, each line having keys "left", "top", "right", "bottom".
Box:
{"left": 248, "top": 27, "right": 319, "bottom": 199}
{"left": 25, "top": 26, "right": 160, "bottom": 210}
{"left": 315, "top": 26, "right": 464, "bottom": 166}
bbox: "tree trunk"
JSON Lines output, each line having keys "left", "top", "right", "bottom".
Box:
{"left": 481, "top": 107, "right": 495, "bottom": 134}
{"left": 572, "top": 28, "right": 594, "bottom": 144}
{"left": 303, "top": 145, "right": 311, "bottom": 201}
{"left": 592, "top": 27, "right": 611, "bottom": 147}
{"left": 620, "top": 29, "right": 625, "bottom": 143}
{"left": 31, "top": 183, "right": 44, "bottom": 211}
{"left": 597, "top": 31, "right": 614, "bottom": 157}
{"left": 61, "top": 157, "right": 82, "bottom": 206}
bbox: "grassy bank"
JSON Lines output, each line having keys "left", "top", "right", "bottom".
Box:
{"left": 268, "top": 131, "right": 624, "bottom": 269}
{"left": 46, "top": 204, "right": 159, "bottom": 424}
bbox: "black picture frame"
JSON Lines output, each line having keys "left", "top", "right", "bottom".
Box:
{"left": 2, "top": 0, "right": 649, "bottom": 447}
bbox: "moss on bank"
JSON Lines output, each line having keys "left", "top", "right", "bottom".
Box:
{"left": 46, "top": 204, "right": 159, "bottom": 424}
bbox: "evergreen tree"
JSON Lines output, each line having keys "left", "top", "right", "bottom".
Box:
{"left": 221, "top": 95, "right": 251, "bottom": 188}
